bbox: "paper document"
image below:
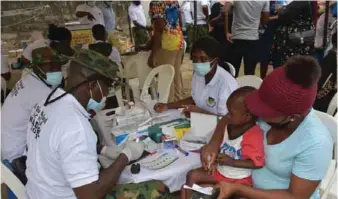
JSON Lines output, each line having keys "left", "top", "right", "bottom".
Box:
{"left": 183, "top": 184, "right": 213, "bottom": 195}
{"left": 179, "top": 140, "right": 204, "bottom": 151}
{"left": 190, "top": 112, "right": 218, "bottom": 137}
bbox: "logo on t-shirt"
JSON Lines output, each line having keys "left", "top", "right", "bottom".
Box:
{"left": 220, "top": 142, "right": 242, "bottom": 160}
{"left": 10, "top": 80, "right": 25, "bottom": 97}
{"left": 207, "top": 97, "right": 216, "bottom": 108}
{"left": 29, "top": 103, "right": 48, "bottom": 139}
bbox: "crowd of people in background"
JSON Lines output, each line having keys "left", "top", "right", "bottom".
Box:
{"left": 0, "top": 1, "right": 337, "bottom": 199}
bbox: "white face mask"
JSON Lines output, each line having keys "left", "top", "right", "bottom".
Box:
{"left": 86, "top": 1, "right": 96, "bottom": 7}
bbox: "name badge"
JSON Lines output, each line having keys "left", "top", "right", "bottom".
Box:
{"left": 207, "top": 97, "right": 216, "bottom": 108}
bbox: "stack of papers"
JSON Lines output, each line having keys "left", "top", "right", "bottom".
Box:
{"left": 183, "top": 184, "right": 214, "bottom": 195}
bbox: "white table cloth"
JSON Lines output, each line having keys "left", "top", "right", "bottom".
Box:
{"left": 118, "top": 149, "right": 202, "bottom": 192}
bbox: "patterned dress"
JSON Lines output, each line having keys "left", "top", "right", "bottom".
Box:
{"left": 271, "top": 1, "right": 315, "bottom": 67}
{"left": 149, "top": 0, "right": 184, "bottom": 51}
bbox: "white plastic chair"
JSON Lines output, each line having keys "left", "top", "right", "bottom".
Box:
{"left": 140, "top": 64, "right": 175, "bottom": 103}
{"left": 1, "top": 76, "right": 7, "bottom": 99}
{"left": 126, "top": 52, "right": 152, "bottom": 100}
{"left": 225, "top": 62, "right": 236, "bottom": 77}
{"left": 1, "top": 162, "right": 25, "bottom": 198}
{"left": 327, "top": 93, "right": 337, "bottom": 116}
{"left": 236, "top": 75, "right": 263, "bottom": 89}
{"left": 315, "top": 111, "right": 337, "bottom": 199}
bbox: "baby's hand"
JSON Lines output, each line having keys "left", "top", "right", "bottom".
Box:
{"left": 207, "top": 163, "right": 217, "bottom": 176}
{"left": 216, "top": 154, "right": 235, "bottom": 166}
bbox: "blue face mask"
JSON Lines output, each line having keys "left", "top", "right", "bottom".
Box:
{"left": 46, "top": 72, "right": 63, "bottom": 87}
{"left": 37, "top": 66, "right": 63, "bottom": 87}
{"left": 87, "top": 81, "right": 106, "bottom": 113}
{"left": 193, "top": 59, "right": 216, "bottom": 76}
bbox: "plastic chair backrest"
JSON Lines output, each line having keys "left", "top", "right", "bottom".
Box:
{"left": 140, "top": 64, "right": 175, "bottom": 103}
{"left": 225, "top": 62, "right": 236, "bottom": 77}
{"left": 327, "top": 93, "right": 337, "bottom": 116}
{"left": 315, "top": 110, "right": 337, "bottom": 159}
{"left": 236, "top": 75, "right": 262, "bottom": 89}
{"left": 1, "top": 76, "right": 7, "bottom": 98}
{"left": 1, "top": 162, "right": 25, "bottom": 198}
{"left": 135, "top": 51, "right": 152, "bottom": 89}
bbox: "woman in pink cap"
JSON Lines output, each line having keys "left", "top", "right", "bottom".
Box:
{"left": 202, "top": 56, "right": 333, "bottom": 199}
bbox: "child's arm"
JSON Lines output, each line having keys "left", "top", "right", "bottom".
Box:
{"left": 216, "top": 154, "right": 263, "bottom": 169}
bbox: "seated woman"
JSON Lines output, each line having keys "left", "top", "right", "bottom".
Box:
{"left": 154, "top": 36, "right": 238, "bottom": 116}
{"left": 202, "top": 56, "right": 333, "bottom": 199}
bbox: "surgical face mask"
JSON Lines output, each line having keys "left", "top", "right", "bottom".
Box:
{"left": 193, "top": 59, "right": 216, "bottom": 76}
{"left": 87, "top": 81, "right": 106, "bottom": 113}
{"left": 87, "top": 1, "right": 96, "bottom": 7}
{"left": 46, "top": 72, "right": 63, "bottom": 87}
{"left": 37, "top": 66, "right": 63, "bottom": 87}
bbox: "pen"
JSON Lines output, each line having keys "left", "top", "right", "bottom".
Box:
{"left": 175, "top": 145, "right": 189, "bottom": 156}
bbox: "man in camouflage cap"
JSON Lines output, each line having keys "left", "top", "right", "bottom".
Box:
{"left": 24, "top": 48, "right": 170, "bottom": 199}
{"left": 1, "top": 46, "right": 66, "bottom": 184}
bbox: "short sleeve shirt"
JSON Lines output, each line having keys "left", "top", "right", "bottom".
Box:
{"left": 24, "top": 89, "right": 99, "bottom": 199}
{"left": 217, "top": 125, "right": 264, "bottom": 179}
{"left": 232, "top": 1, "right": 270, "bottom": 40}
{"left": 253, "top": 109, "right": 333, "bottom": 199}
{"left": 76, "top": 4, "right": 105, "bottom": 27}
{"left": 191, "top": 66, "right": 238, "bottom": 116}
{"left": 149, "top": 1, "right": 184, "bottom": 51}
{"left": 128, "top": 4, "right": 147, "bottom": 27}
{"left": 1, "top": 73, "right": 52, "bottom": 162}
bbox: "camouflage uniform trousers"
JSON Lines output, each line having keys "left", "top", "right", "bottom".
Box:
{"left": 132, "top": 27, "right": 151, "bottom": 46}
{"left": 186, "top": 24, "right": 209, "bottom": 49}
{"left": 106, "top": 180, "right": 171, "bottom": 199}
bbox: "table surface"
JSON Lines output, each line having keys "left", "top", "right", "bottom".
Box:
{"left": 118, "top": 148, "right": 202, "bottom": 193}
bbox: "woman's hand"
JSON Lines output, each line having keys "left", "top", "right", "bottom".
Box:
{"left": 215, "top": 181, "right": 239, "bottom": 199}
{"left": 182, "top": 105, "right": 204, "bottom": 113}
{"left": 153, "top": 103, "right": 168, "bottom": 113}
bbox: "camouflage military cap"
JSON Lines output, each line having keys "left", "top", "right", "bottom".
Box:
{"left": 67, "top": 48, "right": 119, "bottom": 80}
{"left": 31, "top": 46, "right": 68, "bottom": 66}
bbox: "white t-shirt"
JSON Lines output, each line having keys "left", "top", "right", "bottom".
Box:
{"left": 191, "top": 66, "right": 238, "bottom": 116}
{"left": 191, "top": 0, "right": 210, "bottom": 25}
{"left": 82, "top": 40, "right": 121, "bottom": 63}
{"left": 181, "top": 1, "right": 193, "bottom": 24}
{"left": 1, "top": 73, "right": 52, "bottom": 162}
{"left": 22, "top": 39, "right": 49, "bottom": 61}
{"left": 128, "top": 4, "right": 147, "bottom": 27}
{"left": 24, "top": 88, "right": 99, "bottom": 199}
{"left": 76, "top": 4, "right": 105, "bottom": 27}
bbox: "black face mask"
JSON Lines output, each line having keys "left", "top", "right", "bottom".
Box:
{"left": 267, "top": 117, "right": 292, "bottom": 130}
{"left": 133, "top": 1, "right": 141, "bottom": 6}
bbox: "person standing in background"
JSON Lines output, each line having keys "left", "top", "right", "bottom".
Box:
{"left": 255, "top": 0, "right": 285, "bottom": 79}
{"left": 83, "top": 24, "right": 121, "bottom": 64}
{"left": 180, "top": 0, "right": 193, "bottom": 50}
{"left": 75, "top": 1, "right": 105, "bottom": 27}
{"left": 225, "top": 1, "right": 270, "bottom": 77}
{"left": 148, "top": 1, "right": 184, "bottom": 102}
{"left": 97, "top": 1, "right": 116, "bottom": 33}
{"left": 187, "top": 0, "right": 210, "bottom": 48}
{"left": 128, "top": 1, "right": 152, "bottom": 46}
{"left": 314, "top": 1, "right": 337, "bottom": 64}
{"left": 208, "top": 1, "right": 234, "bottom": 70}
{"left": 271, "top": 1, "right": 316, "bottom": 69}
